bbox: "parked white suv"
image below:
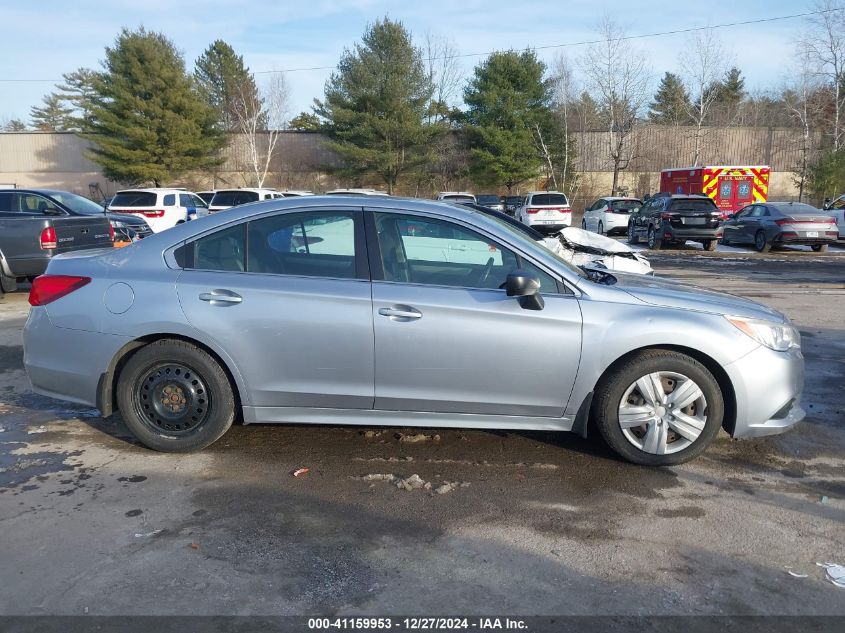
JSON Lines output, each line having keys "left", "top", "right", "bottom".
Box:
{"left": 824, "top": 194, "right": 845, "bottom": 239}
{"left": 516, "top": 192, "right": 571, "bottom": 233}
{"left": 324, "top": 188, "right": 389, "bottom": 196}
{"left": 436, "top": 192, "right": 476, "bottom": 204}
{"left": 208, "top": 188, "right": 281, "bottom": 214}
{"left": 582, "top": 197, "right": 642, "bottom": 236}
{"left": 107, "top": 189, "right": 207, "bottom": 233}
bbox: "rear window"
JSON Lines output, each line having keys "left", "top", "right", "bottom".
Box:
{"left": 771, "top": 203, "right": 822, "bottom": 215}
{"left": 212, "top": 191, "right": 260, "bottom": 207}
{"left": 476, "top": 195, "right": 500, "bottom": 204}
{"left": 530, "top": 194, "right": 568, "bottom": 206}
{"left": 609, "top": 200, "right": 641, "bottom": 212}
{"left": 441, "top": 195, "right": 475, "bottom": 203}
{"left": 111, "top": 192, "right": 157, "bottom": 207}
{"left": 668, "top": 199, "right": 717, "bottom": 213}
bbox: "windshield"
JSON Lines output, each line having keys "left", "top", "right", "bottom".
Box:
{"left": 442, "top": 195, "right": 475, "bottom": 203}
{"left": 471, "top": 208, "right": 587, "bottom": 279}
{"left": 46, "top": 191, "right": 105, "bottom": 215}
{"left": 476, "top": 195, "right": 500, "bottom": 204}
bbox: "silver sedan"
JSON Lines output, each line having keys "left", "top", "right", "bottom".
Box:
{"left": 23, "top": 197, "right": 805, "bottom": 465}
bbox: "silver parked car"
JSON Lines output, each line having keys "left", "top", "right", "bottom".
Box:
{"left": 23, "top": 197, "right": 804, "bottom": 465}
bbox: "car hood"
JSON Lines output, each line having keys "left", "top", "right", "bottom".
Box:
{"left": 106, "top": 212, "right": 148, "bottom": 226}
{"left": 609, "top": 272, "right": 787, "bottom": 322}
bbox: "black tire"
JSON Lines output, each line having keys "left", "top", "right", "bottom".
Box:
{"left": 627, "top": 223, "right": 638, "bottom": 244}
{"left": 647, "top": 226, "right": 662, "bottom": 250}
{"left": 702, "top": 239, "right": 717, "bottom": 252}
{"left": 754, "top": 230, "right": 772, "bottom": 253}
{"left": 592, "top": 350, "right": 724, "bottom": 466}
{"left": 117, "top": 339, "right": 235, "bottom": 452}
{"left": 598, "top": 221, "right": 604, "bottom": 235}
{"left": 0, "top": 274, "right": 17, "bottom": 293}
{"left": 812, "top": 244, "right": 829, "bottom": 252}
{"left": 720, "top": 234, "right": 731, "bottom": 246}
{"left": 582, "top": 220, "right": 587, "bottom": 230}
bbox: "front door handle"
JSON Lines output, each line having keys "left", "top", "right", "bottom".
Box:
{"left": 378, "top": 306, "right": 422, "bottom": 321}
{"left": 199, "top": 289, "right": 242, "bottom": 306}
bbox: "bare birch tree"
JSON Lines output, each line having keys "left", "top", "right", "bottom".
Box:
{"left": 233, "top": 72, "right": 290, "bottom": 188}
{"left": 803, "top": 0, "right": 845, "bottom": 150}
{"left": 784, "top": 46, "right": 824, "bottom": 201}
{"left": 422, "top": 32, "right": 462, "bottom": 124}
{"left": 680, "top": 28, "right": 730, "bottom": 165}
{"left": 581, "top": 16, "right": 650, "bottom": 195}
{"left": 551, "top": 53, "right": 578, "bottom": 199}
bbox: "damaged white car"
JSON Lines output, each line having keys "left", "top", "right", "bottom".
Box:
{"left": 542, "top": 226, "right": 654, "bottom": 275}
{"left": 456, "top": 203, "right": 653, "bottom": 276}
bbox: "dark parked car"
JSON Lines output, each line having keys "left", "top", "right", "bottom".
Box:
{"left": 0, "top": 189, "right": 116, "bottom": 292}
{"left": 503, "top": 196, "right": 524, "bottom": 216}
{"left": 628, "top": 194, "right": 722, "bottom": 251}
{"left": 722, "top": 202, "right": 839, "bottom": 252}
{"left": 476, "top": 194, "right": 505, "bottom": 213}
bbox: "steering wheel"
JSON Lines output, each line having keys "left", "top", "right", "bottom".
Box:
{"left": 477, "top": 257, "right": 495, "bottom": 286}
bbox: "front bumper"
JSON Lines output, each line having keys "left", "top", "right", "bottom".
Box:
{"left": 723, "top": 343, "right": 805, "bottom": 438}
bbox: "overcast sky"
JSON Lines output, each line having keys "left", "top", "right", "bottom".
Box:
{"left": 0, "top": 0, "right": 811, "bottom": 124}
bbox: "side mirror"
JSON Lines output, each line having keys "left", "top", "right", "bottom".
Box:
{"left": 42, "top": 207, "right": 64, "bottom": 216}
{"left": 505, "top": 270, "right": 544, "bottom": 311}
{"left": 824, "top": 198, "right": 832, "bottom": 209}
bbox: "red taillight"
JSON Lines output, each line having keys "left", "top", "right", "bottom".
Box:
{"left": 108, "top": 223, "right": 115, "bottom": 242}
{"left": 40, "top": 227, "right": 57, "bottom": 249}
{"left": 525, "top": 207, "right": 540, "bottom": 214}
{"left": 143, "top": 210, "right": 165, "bottom": 218}
{"left": 661, "top": 213, "right": 673, "bottom": 220}
{"left": 28, "top": 275, "right": 91, "bottom": 306}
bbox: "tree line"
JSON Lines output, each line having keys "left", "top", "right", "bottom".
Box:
{"left": 5, "top": 2, "right": 845, "bottom": 202}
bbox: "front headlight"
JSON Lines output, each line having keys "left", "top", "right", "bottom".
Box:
{"left": 726, "top": 316, "right": 801, "bottom": 351}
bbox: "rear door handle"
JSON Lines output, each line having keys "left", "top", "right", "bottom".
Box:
{"left": 378, "top": 306, "right": 422, "bottom": 321}
{"left": 199, "top": 289, "right": 242, "bottom": 306}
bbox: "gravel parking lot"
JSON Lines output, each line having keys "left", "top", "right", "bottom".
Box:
{"left": 0, "top": 247, "right": 843, "bottom": 616}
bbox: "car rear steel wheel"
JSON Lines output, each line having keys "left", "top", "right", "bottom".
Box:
{"left": 618, "top": 371, "right": 707, "bottom": 455}
{"left": 136, "top": 363, "right": 209, "bottom": 435}
{"left": 117, "top": 339, "right": 235, "bottom": 452}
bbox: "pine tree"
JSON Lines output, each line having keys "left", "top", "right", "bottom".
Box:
{"left": 1, "top": 118, "right": 27, "bottom": 132}
{"left": 463, "top": 50, "right": 553, "bottom": 192}
{"left": 711, "top": 67, "right": 746, "bottom": 124}
{"left": 314, "top": 18, "right": 437, "bottom": 193}
{"left": 30, "top": 93, "right": 74, "bottom": 131}
{"left": 56, "top": 68, "right": 97, "bottom": 130}
{"left": 194, "top": 40, "right": 261, "bottom": 131}
{"left": 82, "top": 28, "right": 225, "bottom": 186}
{"left": 289, "top": 112, "right": 323, "bottom": 131}
{"left": 648, "top": 72, "right": 690, "bottom": 124}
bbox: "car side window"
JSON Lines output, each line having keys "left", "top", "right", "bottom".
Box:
{"left": 163, "top": 194, "right": 176, "bottom": 206}
{"left": 191, "top": 195, "right": 208, "bottom": 208}
{"left": 179, "top": 194, "right": 194, "bottom": 207}
{"left": 18, "top": 194, "right": 61, "bottom": 215}
{"left": 375, "top": 212, "right": 559, "bottom": 293}
{"left": 750, "top": 206, "right": 767, "bottom": 218}
{"left": 0, "top": 192, "right": 16, "bottom": 212}
{"left": 247, "top": 211, "right": 358, "bottom": 279}
{"left": 192, "top": 224, "right": 246, "bottom": 272}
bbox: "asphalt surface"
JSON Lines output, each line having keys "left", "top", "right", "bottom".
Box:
{"left": 0, "top": 246, "right": 843, "bottom": 617}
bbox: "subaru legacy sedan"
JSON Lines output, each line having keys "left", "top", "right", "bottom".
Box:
{"left": 23, "top": 197, "right": 804, "bottom": 465}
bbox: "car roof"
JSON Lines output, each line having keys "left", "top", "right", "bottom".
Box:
{"left": 116, "top": 188, "right": 189, "bottom": 194}
{"left": 602, "top": 196, "right": 641, "bottom": 201}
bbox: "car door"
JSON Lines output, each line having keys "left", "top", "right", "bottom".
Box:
{"left": 368, "top": 209, "right": 582, "bottom": 418}
{"left": 725, "top": 205, "right": 751, "bottom": 243}
{"left": 739, "top": 205, "right": 763, "bottom": 242}
{"left": 176, "top": 208, "right": 375, "bottom": 409}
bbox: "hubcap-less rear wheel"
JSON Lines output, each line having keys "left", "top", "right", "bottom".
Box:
{"left": 618, "top": 371, "right": 707, "bottom": 455}
{"left": 136, "top": 363, "right": 210, "bottom": 435}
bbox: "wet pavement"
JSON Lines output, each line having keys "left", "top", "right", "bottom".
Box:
{"left": 0, "top": 250, "right": 843, "bottom": 616}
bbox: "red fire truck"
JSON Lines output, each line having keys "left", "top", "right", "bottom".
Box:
{"left": 660, "top": 165, "right": 770, "bottom": 218}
